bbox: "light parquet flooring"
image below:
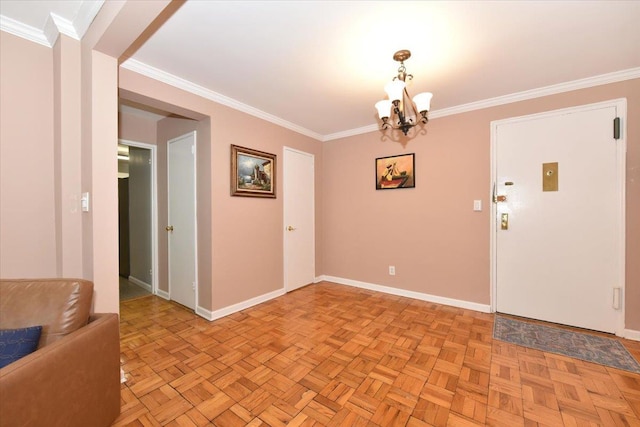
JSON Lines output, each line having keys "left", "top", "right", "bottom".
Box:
{"left": 114, "top": 282, "right": 640, "bottom": 427}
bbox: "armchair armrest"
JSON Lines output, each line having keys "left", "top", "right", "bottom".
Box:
{"left": 0, "top": 313, "right": 121, "bottom": 427}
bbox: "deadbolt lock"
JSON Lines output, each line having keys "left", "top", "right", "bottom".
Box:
{"left": 500, "top": 214, "right": 509, "bottom": 230}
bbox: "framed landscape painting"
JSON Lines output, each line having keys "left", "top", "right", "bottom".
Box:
{"left": 375, "top": 153, "right": 415, "bottom": 190}
{"left": 231, "top": 145, "right": 276, "bottom": 198}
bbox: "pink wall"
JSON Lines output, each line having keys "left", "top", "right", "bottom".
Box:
{"left": 53, "top": 34, "right": 83, "bottom": 278}
{"left": 0, "top": 1, "right": 171, "bottom": 314}
{"left": 0, "top": 32, "right": 57, "bottom": 277}
{"left": 118, "top": 112, "right": 158, "bottom": 144}
{"left": 323, "top": 79, "right": 640, "bottom": 330}
{"left": 323, "top": 116, "right": 490, "bottom": 304}
{"left": 119, "top": 69, "right": 324, "bottom": 312}
{"left": 77, "top": 0, "right": 172, "bottom": 313}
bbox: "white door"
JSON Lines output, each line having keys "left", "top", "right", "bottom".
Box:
{"left": 167, "top": 132, "right": 197, "bottom": 310}
{"left": 284, "top": 147, "right": 315, "bottom": 292}
{"left": 493, "top": 100, "right": 625, "bottom": 333}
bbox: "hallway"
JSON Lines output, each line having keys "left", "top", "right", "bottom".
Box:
{"left": 119, "top": 276, "right": 151, "bottom": 302}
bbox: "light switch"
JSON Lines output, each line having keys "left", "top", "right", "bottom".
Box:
{"left": 81, "top": 192, "right": 90, "bottom": 212}
{"left": 473, "top": 200, "right": 482, "bottom": 211}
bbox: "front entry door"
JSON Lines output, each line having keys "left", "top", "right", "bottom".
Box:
{"left": 168, "top": 132, "right": 197, "bottom": 310}
{"left": 283, "top": 147, "right": 315, "bottom": 292}
{"left": 493, "top": 100, "right": 625, "bottom": 333}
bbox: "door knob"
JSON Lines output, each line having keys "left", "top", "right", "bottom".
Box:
{"left": 492, "top": 182, "right": 507, "bottom": 203}
{"left": 165, "top": 225, "right": 174, "bottom": 232}
{"left": 287, "top": 226, "right": 296, "bottom": 231}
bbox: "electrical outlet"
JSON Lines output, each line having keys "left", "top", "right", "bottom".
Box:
{"left": 389, "top": 266, "right": 396, "bottom": 276}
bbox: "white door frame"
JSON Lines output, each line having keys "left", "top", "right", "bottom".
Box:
{"left": 283, "top": 146, "right": 315, "bottom": 292}
{"left": 489, "top": 99, "right": 627, "bottom": 334}
{"left": 119, "top": 139, "right": 159, "bottom": 296}
{"left": 167, "top": 131, "right": 198, "bottom": 310}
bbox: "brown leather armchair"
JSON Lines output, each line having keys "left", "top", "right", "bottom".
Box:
{"left": 0, "top": 279, "right": 120, "bottom": 427}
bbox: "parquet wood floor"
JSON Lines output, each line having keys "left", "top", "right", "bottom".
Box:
{"left": 113, "top": 282, "right": 640, "bottom": 427}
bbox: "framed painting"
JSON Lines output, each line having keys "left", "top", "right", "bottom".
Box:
{"left": 231, "top": 145, "right": 276, "bottom": 198}
{"left": 375, "top": 153, "right": 415, "bottom": 190}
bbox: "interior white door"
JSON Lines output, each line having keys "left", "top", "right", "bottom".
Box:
{"left": 168, "top": 132, "right": 197, "bottom": 310}
{"left": 494, "top": 101, "right": 625, "bottom": 333}
{"left": 284, "top": 147, "right": 315, "bottom": 292}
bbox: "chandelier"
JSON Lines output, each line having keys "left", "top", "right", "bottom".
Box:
{"left": 375, "top": 50, "right": 433, "bottom": 136}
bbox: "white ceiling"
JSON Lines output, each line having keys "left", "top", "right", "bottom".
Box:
{"left": 2, "top": 1, "right": 639, "bottom": 141}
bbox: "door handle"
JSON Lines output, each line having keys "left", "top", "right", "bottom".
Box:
{"left": 165, "top": 225, "right": 174, "bottom": 232}
{"left": 287, "top": 226, "right": 296, "bottom": 231}
{"left": 492, "top": 183, "right": 507, "bottom": 203}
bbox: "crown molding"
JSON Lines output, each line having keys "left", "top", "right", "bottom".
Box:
{"left": 74, "top": 0, "right": 104, "bottom": 40}
{"left": 120, "top": 59, "right": 325, "bottom": 141}
{"left": 50, "top": 13, "right": 79, "bottom": 41}
{"left": 428, "top": 67, "right": 640, "bottom": 120}
{"left": 0, "top": 15, "right": 50, "bottom": 47}
{"left": 0, "top": 1, "right": 103, "bottom": 47}
{"left": 121, "top": 60, "right": 640, "bottom": 142}
{"left": 324, "top": 124, "right": 379, "bottom": 142}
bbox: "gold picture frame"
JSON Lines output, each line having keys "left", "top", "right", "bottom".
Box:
{"left": 230, "top": 145, "right": 276, "bottom": 198}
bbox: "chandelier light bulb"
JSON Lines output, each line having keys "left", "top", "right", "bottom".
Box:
{"left": 384, "top": 80, "right": 406, "bottom": 103}
{"left": 413, "top": 92, "right": 433, "bottom": 113}
{"left": 375, "top": 100, "right": 392, "bottom": 119}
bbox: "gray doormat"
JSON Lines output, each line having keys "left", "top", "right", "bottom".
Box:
{"left": 493, "top": 315, "right": 640, "bottom": 373}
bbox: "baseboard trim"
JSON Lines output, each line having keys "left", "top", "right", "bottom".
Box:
{"left": 622, "top": 329, "right": 640, "bottom": 342}
{"left": 318, "top": 275, "right": 491, "bottom": 313}
{"left": 158, "top": 276, "right": 636, "bottom": 335}
{"left": 128, "top": 276, "right": 152, "bottom": 292}
{"left": 196, "top": 288, "right": 286, "bottom": 321}
{"left": 195, "top": 305, "right": 214, "bottom": 320}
